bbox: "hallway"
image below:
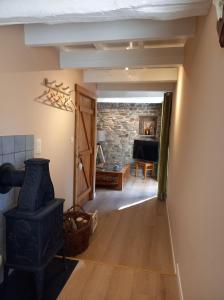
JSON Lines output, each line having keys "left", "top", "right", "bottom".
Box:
{"left": 59, "top": 177, "right": 179, "bottom": 299}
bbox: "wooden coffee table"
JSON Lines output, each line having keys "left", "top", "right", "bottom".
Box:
{"left": 96, "top": 164, "right": 130, "bottom": 190}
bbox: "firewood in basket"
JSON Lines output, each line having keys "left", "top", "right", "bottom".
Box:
{"left": 83, "top": 219, "right": 88, "bottom": 225}
{"left": 76, "top": 217, "right": 84, "bottom": 228}
{"left": 70, "top": 218, "right": 77, "bottom": 230}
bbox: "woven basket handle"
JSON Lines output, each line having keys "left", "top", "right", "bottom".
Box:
{"left": 67, "top": 204, "right": 86, "bottom": 213}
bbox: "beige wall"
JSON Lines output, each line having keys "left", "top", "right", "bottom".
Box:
{"left": 0, "top": 25, "right": 59, "bottom": 73}
{"left": 0, "top": 70, "right": 83, "bottom": 209}
{"left": 0, "top": 25, "right": 95, "bottom": 209}
{"left": 168, "top": 7, "right": 224, "bottom": 300}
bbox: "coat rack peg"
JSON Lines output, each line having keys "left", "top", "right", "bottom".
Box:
{"left": 64, "top": 97, "right": 70, "bottom": 104}
{"left": 47, "top": 94, "right": 53, "bottom": 101}
{"left": 44, "top": 78, "right": 56, "bottom": 85}
{"left": 37, "top": 90, "right": 47, "bottom": 99}
{"left": 55, "top": 95, "right": 60, "bottom": 102}
{"left": 55, "top": 82, "right": 63, "bottom": 88}
{"left": 62, "top": 86, "right": 69, "bottom": 90}
{"left": 43, "top": 78, "right": 48, "bottom": 85}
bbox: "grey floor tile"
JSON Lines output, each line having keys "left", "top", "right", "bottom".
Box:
{"left": 25, "top": 150, "right": 34, "bottom": 160}
{"left": 2, "top": 136, "right": 14, "bottom": 154}
{"left": 0, "top": 190, "right": 14, "bottom": 212}
{"left": 14, "top": 152, "right": 26, "bottom": 169}
{"left": 2, "top": 154, "right": 15, "bottom": 165}
{"left": 0, "top": 193, "right": 8, "bottom": 210}
{"left": 26, "top": 135, "right": 34, "bottom": 151}
{"left": 15, "top": 135, "right": 26, "bottom": 152}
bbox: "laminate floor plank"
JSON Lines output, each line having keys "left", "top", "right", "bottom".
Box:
{"left": 78, "top": 180, "right": 174, "bottom": 273}
{"left": 59, "top": 177, "right": 179, "bottom": 300}
{"left": 58, "top": 260, "right": 179, "bottom": 300}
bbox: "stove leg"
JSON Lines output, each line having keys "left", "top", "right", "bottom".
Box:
{"left": 34, "top": 270, "right": 44, "bottom": 300}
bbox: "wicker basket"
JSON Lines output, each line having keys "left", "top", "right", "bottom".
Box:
{"left": 63, "top": 205, "right": 91, "bottom": 256}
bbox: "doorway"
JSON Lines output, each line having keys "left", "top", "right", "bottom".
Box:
{"left": 94, "top": 97, "right": 162, "bottom": 198}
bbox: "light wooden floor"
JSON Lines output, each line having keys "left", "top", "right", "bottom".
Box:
{"left": 78, "top": 197, "right": 173, "bottom": 273}
{"left": 59, "top": 176, "right": 179, "bottom": 300}
{"left": 58, "top": 260, "right": 179, "bottom": 300}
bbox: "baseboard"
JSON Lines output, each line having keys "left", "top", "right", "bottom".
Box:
{"left": 166, "top": 203, "right": 177, "bottom": 274}
{"left": 166, "top": 203, "right": 184, "bottom": 300}
{"left": 176, "top": 263, "right": 184, "bottom": 300}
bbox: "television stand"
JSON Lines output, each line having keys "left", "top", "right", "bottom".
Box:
{"left": 134, "top": 161, "right": 155, "bottom": 179}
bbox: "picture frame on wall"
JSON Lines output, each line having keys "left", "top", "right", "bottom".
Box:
{"left": 139, "top": 116, "right": 157, "bottom": 136}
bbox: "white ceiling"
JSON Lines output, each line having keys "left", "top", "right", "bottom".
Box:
{"left": 97, "top": 97, "right": 164, "bottom": 104}
{"left": 97, "top": 91, "right": 165, "bottom": 98}
{"left": 97, "top": 91, "right": 164, "bottom": 103}
{"left": 24, "top": 17, "right": 195, "bottom": 72}
{"left": 0, "top": 0, "right": 212, "bottom": 93}
{"left": 61, "top": 39, "right": 186, "bottom": 52}
{"left": 0, "top": 0, "right": 211, "bottom": 25}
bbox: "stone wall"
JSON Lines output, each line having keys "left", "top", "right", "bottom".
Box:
{"left": 97, "top": 103, "right": 162, "bottom": 164}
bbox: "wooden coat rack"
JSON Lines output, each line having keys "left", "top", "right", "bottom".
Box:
{"left": 36, "top": 78, "right": 74, "bottom": 112}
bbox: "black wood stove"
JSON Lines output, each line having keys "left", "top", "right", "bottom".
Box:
{"left": 0, "top": 158, "right": 64, "bottom": 300}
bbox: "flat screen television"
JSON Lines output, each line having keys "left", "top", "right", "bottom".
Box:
{"left": 133, "top": 139, "right": 159, "bottom": 162}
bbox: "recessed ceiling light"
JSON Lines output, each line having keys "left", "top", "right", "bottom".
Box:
{"left": 125, "top": 67, "right": 129, "bottom": 70}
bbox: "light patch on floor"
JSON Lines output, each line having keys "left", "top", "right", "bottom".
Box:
{"left": 118, "top": 195, "right": 157, "bottom": 210}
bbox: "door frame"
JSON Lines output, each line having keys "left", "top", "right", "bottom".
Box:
{"left": 73, "top": 84, "right": 97, "bottom": 205}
